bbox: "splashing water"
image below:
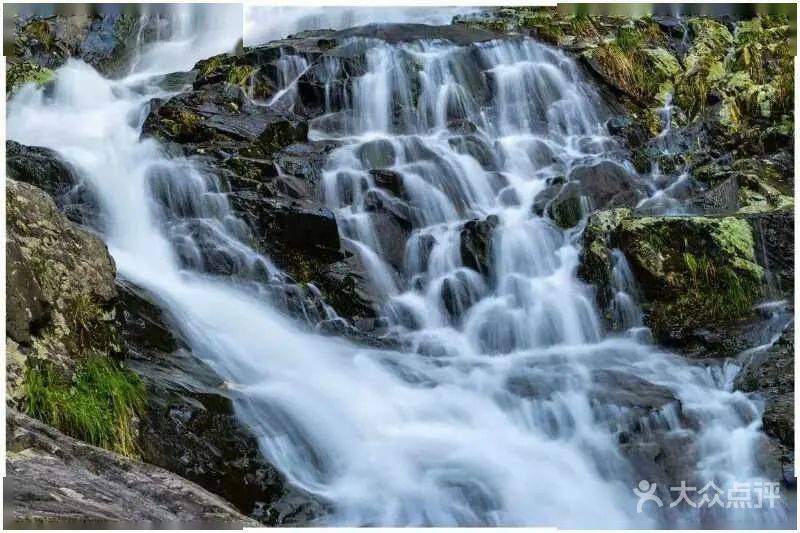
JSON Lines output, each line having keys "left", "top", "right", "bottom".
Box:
{"left": 6, "top": 6, "right": 792, "bottom": 528}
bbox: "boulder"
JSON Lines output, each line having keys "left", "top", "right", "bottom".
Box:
{"left": 460, "top": 215, "right": 499, "bottom": 277}
{"left": 547, "top": 181, "right": 584, "bottom": 229}
{"left": 568, "top": 160, "right": 645, "bottom": 210}
{"left": 5, "top": 178, "right": 121, "bottom": 404}
{"left": 5, "top": 409, "right": 259, "bottom": 528}
{"left": 580, "top": 209, "right": 767, "bottom": 350}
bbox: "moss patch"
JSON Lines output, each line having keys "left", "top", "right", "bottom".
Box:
{"left": 23, "top": 356, "right": 146, "bottom": 457}
{"left": 6, "top": 61, "right": 54, "bottom": 96}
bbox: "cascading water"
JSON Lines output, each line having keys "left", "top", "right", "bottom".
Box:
{"left": 6, "top": 6, "right": 793, "bottom": 528}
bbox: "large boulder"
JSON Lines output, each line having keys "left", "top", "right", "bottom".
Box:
{"left": 568, "top": 160, "right": 646, "bottom": 211}
{"left": 5, "top": 179, "right": 121, "bottom": 404}
{"left": 579, "top": 208, "right": 772, "bottom": 353}
{"left": 5, "top": 409, "right": 259, "bottom": 527}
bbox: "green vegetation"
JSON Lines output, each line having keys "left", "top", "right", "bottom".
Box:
{"left": 6, "top": 61, "right": 54, "bottom": 95}
{"left": 23, "top": 356, "right": 146, "bottom": 457}
{"left": 227, "top": 64, "right": 256, "bottom": 87}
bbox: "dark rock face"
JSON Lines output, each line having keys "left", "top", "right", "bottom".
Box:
{"left": 460, "top": 215, "right": 499, "bottom": 277}
{"left": 119, "top": 281, "right": 324, "bottom": 525}
{"left": 735, "top": 322, "right": 795, "bottom": 484}
{"left": 746, "top": 210, "right": 794, "bottom": 297}
{"left": 5, "top": 409, "right": 260, "bottom": 528}
{"left": 568, "top": 160, "right": 645, "bottom": 211}
{"left": 6, "top": 141, "right": 99, "bottom": 226}
{"left": 736, "top": 323, "right": 794, "bottom": 447}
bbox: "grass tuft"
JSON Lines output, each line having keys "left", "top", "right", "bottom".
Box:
{"left": 23, "top": 356, "right": 146, "bottom": 457}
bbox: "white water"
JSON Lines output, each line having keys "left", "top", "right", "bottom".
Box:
{"left": 6, "top": 6, "right": 792, "bottom": 528}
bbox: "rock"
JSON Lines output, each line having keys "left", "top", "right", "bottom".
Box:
{"left": 5, "top": 179, "right": 121, "bottom": 404}
{"left": 580, "top": 209, "right": 766, "bottom": 349}
{"left": 592, "top": 369, "right": 678, "bottom": 414}
{"left": 358, "top": 139, "right": 396, "bottom": 169}
{"left": 143, "top": 84, "right": 307, "bottom": 153}
{"left": 9, "top": 9, "right": 167, "bottom": 77}
{"left": 5, "top": 240, "right": 49, "bottom": 345}
{"left": 746, "top": 209, "right": 794, "bottom": 296}
{"left": 369, "top": 168, "right": 405, "bottom": 198}
{"left": 6, "top": 61, "right": 54, "bottom": 95}
{"left": 6, "top": 141, "right": 99, "bottom": 226}
{"left": 735, "top": 322, "right": 794, "bottom": 447}
{"left": 547, "top": 181, "right": 584, "bottom": 228}
{"left": 460, "top": 215, "right": 499, "bottom": 277}
{"left": 116, "top": 281, "right": 325, "bottom": 524}
{"left": 531, "top": 175, "right": 566, "bottom": 216}
{"left": 568, "top": 160, "right": 645, "bottom": 210}
{"left": 5, "top": 409, "right": 259, "bottom": 527}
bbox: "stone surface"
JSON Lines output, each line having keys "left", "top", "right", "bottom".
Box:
{"left": 5, "top": 178, "right": 121, "bottom": 404}
{"left": 5, "top": 409, "right": 260, "bottom": 528}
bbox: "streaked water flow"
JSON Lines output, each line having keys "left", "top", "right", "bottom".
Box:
{"left": 6, "top": 6, "right": 791, "bottom": 528}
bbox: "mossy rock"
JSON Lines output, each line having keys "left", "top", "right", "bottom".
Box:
{"left": 6, "top": 61, "right": 54, "bottom": 96}
{"left": 581, "top": 209, "right": 765, "bottom": 343}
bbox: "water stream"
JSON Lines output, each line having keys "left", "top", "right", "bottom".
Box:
{"left": 6, "top": 6, "right": 792, "bottom": 528}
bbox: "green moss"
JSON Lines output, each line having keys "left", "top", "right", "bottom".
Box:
{"left": 199, "top": 55, "right": 225, "bottom": 78}
{"left": 227, "top": 64, "right": 256, "bottom": 87}
{"left": 6, "top": 61, "right": 54, "bottom": 96}
{"left": 24, "top": 20, "right": 54, "bottom": 51}
{"left": 615, "top": 26, "right": 643, "bottom": 52}
{"left": 570, "top": 15, "right": 598, "bottom": 39}
{"left": 23, "top": 356, "right": 146, "bottom": 457}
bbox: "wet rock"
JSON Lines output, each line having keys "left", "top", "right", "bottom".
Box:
{"left": 333, "top": 23, "right": 502, "bottom": 46}
{"left": 358, "top": 139, "right": 396, "bottom": 169}
{"left": 746, "top": 209, "right": 793, "bottom": 296}
{"left": 580, "top": 209, "right": 767, "bottom": 349}
{"left": 591, "top": 369, "right": 678, "bottom": 418}
{"left": 460, "top": 215, "right": 499, "bottom": 277}
{"left": 735, "top": 322, "right": 794, "bottom": 448}
{"left": 117, "top": 281, "right": 325, "bottom": 524}
{"left": 363, "top": 191, "right": 414, "bottom": 271}
{"left": 569, "top": 160, "right": 645, "bottom": 210}
{"left": 547, "top": 181, "right": 584, "bottom": 229}
{"left": 448, "top": 135, "right": 498, "bottom": 170}
{"left": 6, "top": 141, "right": 99, "bottom": 226}
{"left": 369, "top": 168, "right": 405, "bottom": 198}
{"left": 5, "top": 409, "right": 259, "bottom": 527}
{"left": 531, "top": 175, "right": 566, "bottom": 217}
{"left": 142, "top": 84, "right": 307, "bottom": 153}
{"left": 9, "top": 9, "right": 167, "bottom": 77}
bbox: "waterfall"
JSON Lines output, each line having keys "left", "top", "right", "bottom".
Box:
{"left": 6, "top": 6, "right": 791, "bottom": 528}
